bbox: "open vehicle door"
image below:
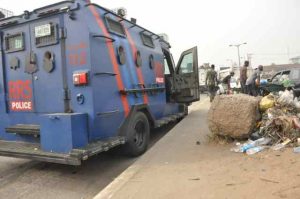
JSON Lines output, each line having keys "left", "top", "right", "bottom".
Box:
{"left": 174, "top": 47, "right": 199, "bottom": 103}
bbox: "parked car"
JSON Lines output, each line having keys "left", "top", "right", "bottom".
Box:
{"left": 259, "top": 69, "right": 300, "bottom": 97}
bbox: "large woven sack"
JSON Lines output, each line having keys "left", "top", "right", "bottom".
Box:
{"left": 208, "top": 94, "right": 260, "bottom": 139}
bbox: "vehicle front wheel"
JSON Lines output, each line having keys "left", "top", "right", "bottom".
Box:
{"left": 123, "top": 112, "right": 150, "bottom": 157}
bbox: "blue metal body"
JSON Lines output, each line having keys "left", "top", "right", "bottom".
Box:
{"left": 40, "top": 113, "right": 88, "bottom": 153}
{"left": 0, "top": 0, "right": 182, "bottom": 154}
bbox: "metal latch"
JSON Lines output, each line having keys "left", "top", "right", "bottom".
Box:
{"left": 25, "top": 51, "right": 38, "bottom": 74}
{"left": 59, "top": 27, "right": 67, "bottom": 39}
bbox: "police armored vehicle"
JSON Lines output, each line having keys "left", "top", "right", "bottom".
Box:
{"left": 0, "top": 0, "right": 199, "bottom": 165}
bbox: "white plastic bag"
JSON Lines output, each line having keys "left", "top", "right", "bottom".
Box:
{"left": 277, "top": 90, "right": 294, "bottom": 106}
{"left": 217, "top": 84, "right": 225, "bottom": 95}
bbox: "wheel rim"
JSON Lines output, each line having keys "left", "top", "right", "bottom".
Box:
{"left": 133, "top": 119, "right": 145, "bottom": 147}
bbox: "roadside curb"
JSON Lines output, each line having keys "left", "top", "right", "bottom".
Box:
{"left": 93, "top": 98, "right": 209, "bottom": 199}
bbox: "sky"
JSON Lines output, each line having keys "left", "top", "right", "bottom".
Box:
{"left": 2, "top": 0, "right": 300, "bottom": 68}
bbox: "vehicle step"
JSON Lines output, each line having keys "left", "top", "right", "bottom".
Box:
{"left": 154, "top": 113, "right": 185, "bottom": 128}
{"left": 0, "top": 136, "right": 125, "bottom": 165}
{"left": 5, "top": 124, "right": 40, "bottom": 136}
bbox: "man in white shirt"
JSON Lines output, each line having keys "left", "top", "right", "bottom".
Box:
{"left": 246, "top": 65, "right": 263, "bottom": 96}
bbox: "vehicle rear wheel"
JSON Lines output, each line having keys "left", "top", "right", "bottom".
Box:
{"left": 124, "top": 112, "right": 150, "bottom": 157}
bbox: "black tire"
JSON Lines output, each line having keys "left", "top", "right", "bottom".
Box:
{"left": 123, "top": 112, "right": 150, "bottom": 157}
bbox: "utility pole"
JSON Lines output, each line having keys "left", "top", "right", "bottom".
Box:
{"left": 247, "top": 53, "right": 253, "bottom": 67}
{"left": 229, "top": 42, "right": 247, "bottom": 67}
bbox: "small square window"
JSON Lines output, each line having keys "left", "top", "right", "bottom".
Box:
{"left": 105, "top": 17, "right": 126, "bottom": 37}
{"left": 141, "top": 33, "right": 154, "bottom": 48}
{"left": 34, "top": 23, "right": 58, "bottom": 47}
{"left": 5, "top": 33, "right": 25, "bottom": 53}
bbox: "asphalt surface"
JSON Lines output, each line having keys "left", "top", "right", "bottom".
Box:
{"left": 0, "top": 122, "right": 177, "bottom": 199}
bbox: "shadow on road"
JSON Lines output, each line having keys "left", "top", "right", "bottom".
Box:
{"left": 0, "top": 122, "right": 178, "bottom": 199}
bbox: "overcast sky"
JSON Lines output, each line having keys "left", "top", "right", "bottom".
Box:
{"left": 2, "top": 0, "right": 300, "bottom": 67}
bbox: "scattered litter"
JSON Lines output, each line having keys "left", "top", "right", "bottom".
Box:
{"left": 272, "top": 139, "right": 291, "bottom": 151}
{"left": 260, "top": 178, "right": 279, "bottom": 184}
{"left": 189, "top": 178, "right": 200, "bottom": 181}
{"left": 231, "top": 137, "right": 271, "bottom": 154}
{"left": 293, "top": 146, "right": 300, "bottom": 153}
{"left": 246, "top": 146, "right": 267, "bottom": 155}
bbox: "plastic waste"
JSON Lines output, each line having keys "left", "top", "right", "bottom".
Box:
{"left": 250, "top": 131, "right": 262, "bottom": 140}
{"left": 231, "top": 137, "right": 271, "bottom": 153}
{"left": 231, "top": 140, "right": 254, "bottom": 153}
{"left": 260, "top": 79, "right": 268, "bottom": 85}
{"left": 272, "top": 139, "right": 291, "bottom": 151}
{"left": 246, "top": 146, "right": 267, "bottom": 155}
{"left": 294, "top": 98, "right": 300, "bottom": 111}
{"left": 217, "top": 84, "right": 225, "bottom": 95}
{"left": 293, "top": 146, "right": 300, "bottom": 153}
{"left": 277, "top": 90, "right": 294, "bottom": 106}
{"left": 259, "top": 95, "right": 275, "bottom": 112}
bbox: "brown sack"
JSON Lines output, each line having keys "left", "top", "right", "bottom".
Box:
{"left": 207, "top": 94, "right": 261, "bottom": 139}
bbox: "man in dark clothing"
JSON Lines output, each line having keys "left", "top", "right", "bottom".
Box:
{"left": 240, "top": 61, "right": 249, "bottom": 93}
{"left": 222, "top": 71, "right": 235, "bottom": 94}
{"left": 205, "top": 64, "right": 218, "bottom": 102}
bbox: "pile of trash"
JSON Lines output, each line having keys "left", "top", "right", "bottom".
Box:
{"left": 232, "top": 90, "right": 300, "bottom": 155}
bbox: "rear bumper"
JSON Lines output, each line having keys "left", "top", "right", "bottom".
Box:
{"left": 0, "top": 137, "right": 125, "bottom": 165}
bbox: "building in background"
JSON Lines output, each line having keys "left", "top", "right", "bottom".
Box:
{"left": 262, "top": 64, "right": 300, "bottom": 79}
{"left": 0, "top": 8, "right": 13, "bottom": 19}
{"left": 290, "top": 56, "right": 300, "bottom": 64}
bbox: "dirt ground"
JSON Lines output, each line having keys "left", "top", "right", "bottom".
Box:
{"left": 96, "top": 97, "right": 300, "bottom": 199}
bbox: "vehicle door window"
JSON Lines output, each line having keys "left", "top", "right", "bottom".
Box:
{"left": 163, "top": 50, "right": 175, "bottom": 75}
{"left": 271, "top": 72, "right": 282, "bottom": 83}
{"left": 280, "top": 71, "right": 290, "bottom": 80}
{"left": 178, "top": 53, "right": 193, "bottom": 74}
{"left": 164, "top": 58, "right": 170, "bottom": 75}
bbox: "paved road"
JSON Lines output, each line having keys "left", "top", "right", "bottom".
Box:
{"left": 0, "top": 122, "right": 177, "bottom": 199}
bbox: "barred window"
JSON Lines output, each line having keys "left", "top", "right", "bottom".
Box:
{"left": 5, "top": 33, "right": 25, "bottom": 53}
{"left": 34, "top": 23, "right": 58, "bottom": 47}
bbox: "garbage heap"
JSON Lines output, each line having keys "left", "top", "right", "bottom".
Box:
{"left": 257, "top": 90, "right": 300, "bottom": 146}
{"left": 208, "top": 91, "right": 300, "bottom": 155}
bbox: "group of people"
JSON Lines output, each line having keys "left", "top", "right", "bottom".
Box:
{"left": 205, "top": 61, "right": 264, "bottom": 102}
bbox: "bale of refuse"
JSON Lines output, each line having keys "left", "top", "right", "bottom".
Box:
{"left": 208, "top": 94, "right": 261, "bottom": 139}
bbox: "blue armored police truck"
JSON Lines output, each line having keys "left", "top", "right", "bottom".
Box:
{"left": 0, "top": 0, "right": 199, "bottom": 165}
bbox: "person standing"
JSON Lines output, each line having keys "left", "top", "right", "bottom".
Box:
{"left": 205, "top": 64, "right": 218, "bottom": 102}
{"left": 240, "top": 61, "right": 249, "bottom": 93}
{"left": 246, "top": 65, "right": 263, "bottom": 96}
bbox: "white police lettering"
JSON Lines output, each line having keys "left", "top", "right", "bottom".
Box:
{"left": 11, "top": 101, "right": 32, "bottom": 111}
